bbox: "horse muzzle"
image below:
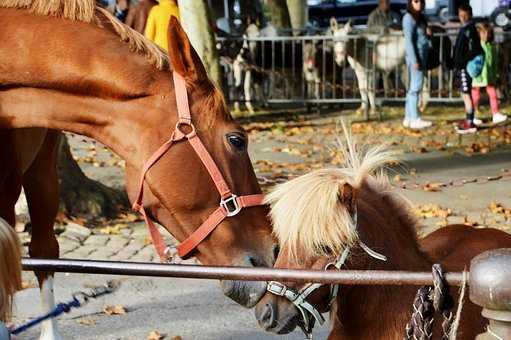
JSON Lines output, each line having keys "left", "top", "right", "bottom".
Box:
{"left": 221, "top": 278, "right": 267, "bottom": 308}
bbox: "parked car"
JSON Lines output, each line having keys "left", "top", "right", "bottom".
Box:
{"left": 308, "top": 0, "right": 408, "bottom": 28}
{"left": 489, "top": 0, "right": 511, "bottom": 29}
{"left": 424, "top": 0, "right": 450, "bottom": 22}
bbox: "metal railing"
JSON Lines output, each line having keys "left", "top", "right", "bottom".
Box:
{"left": 218, "top": 31, "right": 511, "bottom": 110}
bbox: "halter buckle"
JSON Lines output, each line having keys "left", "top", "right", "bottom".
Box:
{"left": 220, "top": 194, "right": 241, "bottom": 217}
{"left": 267, "top": 281, "right": 288, "bottom": 296}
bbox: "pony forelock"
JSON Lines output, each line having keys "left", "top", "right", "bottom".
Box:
{"left": 267, "top": 121, "right": 396, "bottom": 260}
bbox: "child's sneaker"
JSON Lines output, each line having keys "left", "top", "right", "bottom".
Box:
{"left": 456, "top": 120, "right": 477, "bottom": 134}
{"left": 473, "top": 117, "right": 483, "bottom": 126}
{"left": 409, "top": 118, "right": 432, "bottom": 130}
{"left": 493, "top": 113, "right": 507, "bottom": 124}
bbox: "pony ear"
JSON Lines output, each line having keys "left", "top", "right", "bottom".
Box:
{"left": 345, "top": 19, "right": 353, "bottom": 29}
{"left": 330, "top": 17, "right": 338, "bottom": 31}
{"left": 338, "top": 182, "right": 357, "bottom": 216}
{"left": 167, "top": 17, "right": 208, "bottom": 81}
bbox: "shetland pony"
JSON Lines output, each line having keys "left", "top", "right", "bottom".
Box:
{"left": 255, "top": 127, "right": 511, "bottom": 339}
{"left": 0, "top": 1, "right": 275, "bottom": 339}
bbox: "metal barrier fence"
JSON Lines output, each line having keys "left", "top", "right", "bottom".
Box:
{"left": 218, "top": 31, "right": 511, "bottom": 110}
{"left": 21, "top": 248, "right": 511, "bottom": 339}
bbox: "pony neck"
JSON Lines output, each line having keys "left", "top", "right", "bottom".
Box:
{"left": 332, "top": 179, "right": 431, "bottom": 339}
{"left": 354, "top": 179, "right": 431, "bottom": 271}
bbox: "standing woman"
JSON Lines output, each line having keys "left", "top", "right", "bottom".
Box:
{"left": 402, "top": 0, "right": 432, "bottom": 129}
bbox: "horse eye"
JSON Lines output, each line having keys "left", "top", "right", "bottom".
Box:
{"left": 227, "top": 133, "right": 246, "bottom": 152}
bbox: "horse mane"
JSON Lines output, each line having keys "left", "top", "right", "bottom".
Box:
{"left": 0, "top": 0, "right": 168, "bottom": 70}
{"left": 266, "top": 123, "right": 396, "bottom": 260}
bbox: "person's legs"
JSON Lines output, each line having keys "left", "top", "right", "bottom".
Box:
{"left": 456, "top": 69, "right": 477, "bottom": 133}
{"left": 486, "top": 85, "right": 500, "bottom": 114}
{"left": 471, "top": 87, "right": 481, "bottom": 112}
{"left": 405, "top": 62, "right": 422, "bottom": 121}
{"left": 460, "top": 69, "right": 474, "bottom": 121}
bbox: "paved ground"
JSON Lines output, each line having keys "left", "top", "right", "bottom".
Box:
{"left": 12, "top": 109, "right": 511, "bottom": 339}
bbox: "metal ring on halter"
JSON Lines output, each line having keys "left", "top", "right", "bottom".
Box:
{"left": 175, "top": 120, "right": 196, "bottom": 138}
{"left": 220, "top": 194, "right": 242, "bottom": 217}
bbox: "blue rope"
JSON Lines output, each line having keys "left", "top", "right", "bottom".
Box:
{"left": 10, "top": 298, "right": 81, "bottom": 335}
{"left": 10, "top": 280, "right": 118, "bottom": 335}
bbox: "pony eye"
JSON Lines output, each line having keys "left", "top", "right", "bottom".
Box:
{"left": 227, "top": 133, "right": 246, "bottom": 152}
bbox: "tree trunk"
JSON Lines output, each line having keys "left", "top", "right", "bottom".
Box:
{"left": 57, "top": 136, "right": 129, "bottom": 220}
{"left": 179, "top": 0, "right": 222, "bottom": 86}
{"left": 267, "top": 0, "right": 291, "bottom": 30}
{"left": 286, "top": 0, "right": 307, "bottom": 34}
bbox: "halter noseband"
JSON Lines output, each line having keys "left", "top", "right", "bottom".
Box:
{"left": 266, "top": 248, "right": 351, "bottom": 339}
{"left": 132, "top": 72, "right": 265, "bottom": 261}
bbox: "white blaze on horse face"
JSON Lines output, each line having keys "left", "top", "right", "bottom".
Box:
{"left": 39, "top": 276, "right": 63, "bottom": 340}
{"left": 333, "top": 27, "right": 349, "bottom": 66}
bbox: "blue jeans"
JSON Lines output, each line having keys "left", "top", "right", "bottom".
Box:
{"left": 405, "top": 62, "right": 424, "bottom": 121}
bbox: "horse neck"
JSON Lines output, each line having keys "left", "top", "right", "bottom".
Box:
{"left": 346, "top": 36, "right": 369, "bottom": 66}
{"left": 0, "top": 10, "right": 172, "bottom": 167}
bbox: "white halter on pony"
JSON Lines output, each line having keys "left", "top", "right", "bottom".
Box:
{"left": 265, "top": 123, "right": 393, "bottom": 339}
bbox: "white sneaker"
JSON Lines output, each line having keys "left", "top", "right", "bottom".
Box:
{"left": 402, "top": 119, "right": 410, "bottom": 128}
{"left": 473, "top": 118, "right": 483, "bottom": 126}
{"left": 409, "top": 119, "right": 432, "bottom": 130}
{"left": 493, "top": 113, "right": 507, "bottom": 124}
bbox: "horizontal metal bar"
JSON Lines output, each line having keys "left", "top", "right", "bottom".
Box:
{"left": 22, "top": 258, "right": 467, "bottom": 286}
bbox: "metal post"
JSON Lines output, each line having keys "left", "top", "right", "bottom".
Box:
{"left": 470, "top": 248, "right": 511, "bottom": 340}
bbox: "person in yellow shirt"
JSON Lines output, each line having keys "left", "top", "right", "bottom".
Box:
{"left": 144, "top": 0, "right": 180, "bottom": 51}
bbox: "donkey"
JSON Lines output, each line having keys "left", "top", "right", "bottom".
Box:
{"left": 0, "top": 1, "right": 276, "bottom": 339}
{"left": 255, "top": 129, "right": 511, "bottom": 339}
{"left": 330, "top": 18, "right": 407, "bottom": 116}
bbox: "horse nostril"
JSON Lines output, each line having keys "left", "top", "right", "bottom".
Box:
{"left": 260, "top": 303, "right": 276, "bottom": 329}
{"left": 273, "top": 244, "right": 280, "bottom": 260}
{"left": 249, "top": 255, "right": 265, "bottom": 267}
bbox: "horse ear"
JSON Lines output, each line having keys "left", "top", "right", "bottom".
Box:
{"left": 338, "top": 182, "right": 357, "bottom": 216}
{"left": 345, "top": 19, "right": 353, "bottom": 30}
{"left": 167, "top": 17, "right": 208, "bottom": 81}
{"left": 330, "top": 17, "right": 338, "bottom": 31}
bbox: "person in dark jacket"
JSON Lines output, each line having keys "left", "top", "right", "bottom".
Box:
{"left": 453, "top": 4, "right": 484, "bottom": 134}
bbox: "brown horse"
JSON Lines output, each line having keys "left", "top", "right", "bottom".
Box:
{"left": 0, "top": 1, "right": 275, "bottom": 338}
{"left": 254, "top": 132, "right": 511, "bottom": 339}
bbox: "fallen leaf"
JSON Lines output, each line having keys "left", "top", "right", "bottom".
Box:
{"left": 422, "top": 182, "right": 442, "bottom": 192}
{"left": 103, "top": 305, "right": 126, "bottom": 315}
{"left": 147, "top": 330, "right": 164, "bottom": 340}
{"left": 78, "top": 318, "right": 96, "bottom": 326}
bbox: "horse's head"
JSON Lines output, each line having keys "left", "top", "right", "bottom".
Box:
{"left": 255, "top": 131, "right": 395, "bottom": 334}
{"left": 255, "top": 169, "right": 359, "bottom": 334}
{"left": 330, "top": 18, "right": 353, "bottom": 67}
{"left": 126, "top": 18, "right": 275, "bottom": 307}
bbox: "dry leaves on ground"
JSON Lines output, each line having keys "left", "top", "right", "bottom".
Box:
{"left": 97, "top": 223, "right": 128, "bottom": 235}
{"left": 103, "top": 305, "right": 127, "bottom": 315}
{"left": 488, "top": 201, "right": 511, "bottom": 219}
{"left": 414, "top": 204, "right": 452, "bottom": 219}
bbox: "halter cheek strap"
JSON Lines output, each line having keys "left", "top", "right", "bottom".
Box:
{"left": 133, "top": 72, "right": 265, "bottom": 261}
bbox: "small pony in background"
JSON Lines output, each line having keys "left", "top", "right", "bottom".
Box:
{"left": 0, "top": 217, "right": 22, "bottom": 340}
{"left": 255, "top": 123, "right": 511, "bottom": 339}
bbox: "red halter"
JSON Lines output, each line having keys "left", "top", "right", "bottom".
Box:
{"left": 132, "top": 72, "right": 265, "bottom": 261}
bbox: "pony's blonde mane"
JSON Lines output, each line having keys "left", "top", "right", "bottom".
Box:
{"left": 1, "top": 0, "right": 168, "bottom": 70}
{"left": 266, "top": 123, "right": 395, "bottom": 260}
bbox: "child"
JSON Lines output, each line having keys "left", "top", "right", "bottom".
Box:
{"left": 0, "top": 217, "right": 22, "bottom": 339}
{"left": 472, "top": 23, "right": 508, "bottom": 125}
{"left": 452, "top": 5, "right": 484, "bottom": 134}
